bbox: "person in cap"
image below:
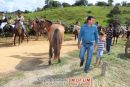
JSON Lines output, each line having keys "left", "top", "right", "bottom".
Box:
{"left": 16, "top": 11, "right": 26, "bottom": 33}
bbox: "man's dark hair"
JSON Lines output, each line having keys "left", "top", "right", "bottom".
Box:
{"left": 99, "top": 32, "right": 104, "bottom": 36}
{"left": 87, "top": 16, "right": 95, "bottom": 23}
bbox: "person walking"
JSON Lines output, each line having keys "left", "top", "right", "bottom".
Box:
{"left": 78, "top": 16, "right": 98, "bottom": 73}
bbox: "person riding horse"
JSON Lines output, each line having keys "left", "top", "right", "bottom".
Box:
{"left": 16, "top": 11, "right": 26, "bottom": 35}
{"left": 0, "top": 13, "right": 7, "bottom": 34}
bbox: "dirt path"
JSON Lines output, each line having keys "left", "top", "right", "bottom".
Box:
{"left": 0, "top": 39, "right": 78, "bottom": 73}
{"left": 1, "top": 38, "right": 130, "bottom": 87}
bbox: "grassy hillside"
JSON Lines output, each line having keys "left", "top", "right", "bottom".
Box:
{"left": 24, "top": 6, "right": 130, "bottom": 26}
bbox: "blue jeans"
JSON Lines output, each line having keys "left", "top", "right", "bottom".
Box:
{"left": 80, "top": 43, "right": 94, "bottom": 71}
{"left": 106, "top": 38, "right": 112, "bottom": 52}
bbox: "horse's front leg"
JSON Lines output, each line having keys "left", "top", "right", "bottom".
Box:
{"left": 58, "top": 52, "right": 61, "bottom": 63}
{"left": 49, "top": 43, "right": 53, "bottom": 65}
{"left": 14, "top": 35, "right": 16, "bottom": 45}
{"left": 35, "top": 32, "right": 39, "bottom": 40}
{"left": 19, "top": 36, "right": 21, "bottom": 45}
{"left": 25, "top": 33, "right": 29, "bottom": 43}
{"left": 116, "top": 37, "right": 118, "bottom": 44}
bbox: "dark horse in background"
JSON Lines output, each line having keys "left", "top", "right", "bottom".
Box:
{"left": 14, "top": 20, "right": 28, "bottom": 45}
{"left": 112, "top": 21, "right": 121, "bottom": 45}
{"left": 43, "top": 20, "right": 65, "bottom": 65}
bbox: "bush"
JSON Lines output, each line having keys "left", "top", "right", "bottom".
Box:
{"left": 108, "top": 15, "right": 121, "bottom": 24}
{"left": 107, "top": 6, "right": 121, "bottom": 17}
{"left": 110, "top": 6, "right": 121, "bottom": 15}
{"left": 87, "top": 10, "right": 92, "bottom": 14}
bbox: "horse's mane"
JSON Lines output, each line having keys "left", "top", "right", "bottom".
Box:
{"left": 45, "top": 20, "right": 52, "bottom": 25}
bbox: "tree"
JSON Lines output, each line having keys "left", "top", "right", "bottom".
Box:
{"left": 115, "top": 3, "right": 121, "bottom": 6}
{"left": 127, "top": 3, "right": 130, "bottom": 6}
{"left": 74, "top": 0, "right": 88, "bottom": 6}
{"left": 107, "top": 6, "right": 121, "bottom": 18}
{"left": 122, "top": 1, "right": 127, "bottom": 6}
{"left": 24, "top": 10, "right": 30, "bottom": 13}
{"left": 36, "top": 7, "right": 42, "bottom": 12}
{"left": 87, "top": 3, "right": 93, "bottom": 6}
{"left": 50, "top": 1, "right": 62, "bottom": 7}
{"left": 110, "top": 6, "right": 121, "bottom": 15}
{"left": 95, "top": 1, "right": 108, "bottom": 6}
{"left": 44, "top": 0, "right": 62, "bottom": 9}
{"left": 45, "top": 0, "right": 53, "bottom": 5}
{"left": 62, "top": 2, "right": 71, "bottom": 7}
{"left": 108, "top": 0, "right": 113, "bottom": 6}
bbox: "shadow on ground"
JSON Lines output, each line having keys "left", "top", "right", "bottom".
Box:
{"left": 117, "top": 53, "right": 130, "bottom": 59}
{"left": 10, "top": 55, "right": 49, "bottom": 71}
{"left": 32, "top": 68, "right": 84, "bottom": 85}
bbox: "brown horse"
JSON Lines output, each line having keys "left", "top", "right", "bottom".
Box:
{"left": 14, "top": 20, "right": 28, "bottom": 45}
{"left": 43, "top": 20, "right": 65, "bottom": 65}
{"left": 29, "top": 20, "right": 46, "bottom": 40}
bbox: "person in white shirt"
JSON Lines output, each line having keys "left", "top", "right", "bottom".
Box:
{"left": 0, "top": 13, "right": 7, "bottom": 32}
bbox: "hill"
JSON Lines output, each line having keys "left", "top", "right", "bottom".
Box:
{"left": 24, "top": 6, "right": 130, "bottom": 26}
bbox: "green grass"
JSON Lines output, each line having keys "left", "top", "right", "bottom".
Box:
{"left": 23, "top": 6, "right": 130, "bottom": 26}
{"left": 0, "top": 38, "right": 129, "bottom": 87}
{"left": 0, "top": 71, "right": 24, "bottom": 86}
{"left": 1, "top": 6, "right": 130, "bottom": 27}
{"left": 64, "top": 34, "right": 72, "bottom": 41}
{"left": 65, "top": 38, "right": 130, "bottom": 87}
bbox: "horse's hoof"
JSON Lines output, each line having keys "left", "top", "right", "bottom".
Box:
{"left": 48, "top": 61, "right": 51, "bottom": 65}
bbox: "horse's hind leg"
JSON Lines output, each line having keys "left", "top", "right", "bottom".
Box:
{"left": 58, "top": 52, "right": 61, "bottom": 63}
{"left": 49, "top": 44, "right": 53, "bottom": 65}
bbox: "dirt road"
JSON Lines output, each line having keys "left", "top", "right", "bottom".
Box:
{"left": 0, "top": 39, "right": 78, "bottom": 73}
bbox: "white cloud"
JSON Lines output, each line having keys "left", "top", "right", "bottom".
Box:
{"left": 0, "top": 0, "right": 45, "bottom": 12}
{"left": 0, "top": 0, "right": 130, "bottom": 12}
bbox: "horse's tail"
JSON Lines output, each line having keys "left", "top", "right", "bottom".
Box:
{"left": 52, "top": 29, "right": 62, "bottom": 59}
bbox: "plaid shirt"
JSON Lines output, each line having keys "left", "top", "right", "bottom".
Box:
{"left": 106, "top": 28, "right": 113, "bottom": 39}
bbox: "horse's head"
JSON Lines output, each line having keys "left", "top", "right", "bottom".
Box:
{"left": 14, "top": 19, "right": 20, "bottom": 25}
{"left": 43, "top": 20, "right": 52, "bottom": 32}
{"left": 29, "top": 20, "right": 35, "bottom": 29}
{"left": 14, "top": 19, "right": 22, "bottom": 29}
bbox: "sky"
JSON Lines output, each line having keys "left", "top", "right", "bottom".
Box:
{"left": 0, "top": 0, "right": 129, "bottom": 12}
